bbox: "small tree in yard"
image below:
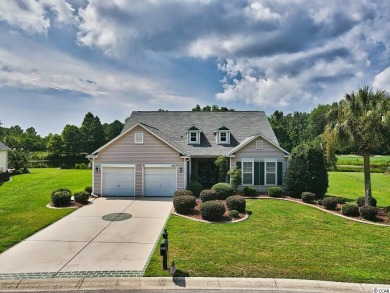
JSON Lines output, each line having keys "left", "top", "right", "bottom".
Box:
{"left": 214, "top": 156, "right": 228, "bottom": 182}
{"left": 8, "top": 148, "right": 29, "bottom": 172}
{"left": 227, "top": 166, "right": 241, "bottom": 192}
{"left": 325, "top": 86, "right": 390, "bottom": 206}
{"left": 284, "top": 142, "right": 328, "bottom": 198}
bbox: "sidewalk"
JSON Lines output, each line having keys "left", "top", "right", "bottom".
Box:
{"left": 0, "top": 277, "right": 387, "bottom": 292}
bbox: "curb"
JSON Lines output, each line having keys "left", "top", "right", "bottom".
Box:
{"left": 0, "top": 277, "right": 388, "bottom": 292}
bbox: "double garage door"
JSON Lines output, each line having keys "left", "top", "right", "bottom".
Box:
{"left": 102, "top": 165, "right": 176, "bottom": 197}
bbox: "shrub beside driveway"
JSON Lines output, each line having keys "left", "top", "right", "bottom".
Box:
{"left": 0, "top": 168, "right": 91, "bottom": 253}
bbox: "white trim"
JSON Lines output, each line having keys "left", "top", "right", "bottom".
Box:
{"left": 187, "top": 131, "right": 200, "bottom": 144}
{"left": 228, "top": 134, "right": 289, "bottom": 156}
{"left": 217, "top": 130, "right": 230, "bottom": 144}
{"left": 143, "top": 164, "right": 177, "bottom": 168}
{"left": 134, "top": 132, "right": 143, "bottom": 144}
{"left": 183, "top": 158, "right": 187, "bottom": 189}
{"left": 101, "top": 164, "right": 136, "bottom": 197}
{"left": 90, "top": 122, "right": 184, "bottom": 155}
{"left": 92, "top": 158, "right": 95, "bottom": 194}
{"left": 264, "top": 159, "right": 277, "bottom": 186}
{"left": 241, "top": 158, "right": 254, "bottom": 186}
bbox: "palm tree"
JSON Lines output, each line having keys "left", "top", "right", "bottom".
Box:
{"left": 325, "top": 86, "right": 390, "bottom": 205}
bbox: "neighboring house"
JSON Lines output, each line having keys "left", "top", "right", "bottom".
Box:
{"left": 0, "top": 141, "right": 10, "bottom": 172}
{"left": 88, "top": 111, "right": 289, "bottom": 197}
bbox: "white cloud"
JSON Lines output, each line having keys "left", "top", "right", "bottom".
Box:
{"left": 373, "top": 67, "right": 390, "bottom": 92}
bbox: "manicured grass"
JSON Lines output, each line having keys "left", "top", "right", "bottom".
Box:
{"left": 337, "top": 155, "right": 390, "bottom": 166}
{"left": 145, "top": 199, "right": 390, "bottom": 284}
{"left": 0, "top": 168, "right": 91, "bottom": 253}
{"left": 328, "top": 172, "right": 390, "bottom": 206}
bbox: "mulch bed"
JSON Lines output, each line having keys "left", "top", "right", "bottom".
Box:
{"left": 175, "top": 201, "right": 247, "bottom": 223}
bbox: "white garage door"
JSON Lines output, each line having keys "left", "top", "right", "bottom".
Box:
{"left": 144, "top": 167, "right": 176, "bottom": 197}
{"left": 102, "top": 167, "right": 135, "bottom": 197}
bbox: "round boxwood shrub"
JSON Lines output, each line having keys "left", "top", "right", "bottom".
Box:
{"left": 200, "top": 201, "right": 226, "bottom": 221}
{"left": 84, "top": 186, "right": 92, "bottom": 195}
{"left": 322, "top": 197, "right": 338, "bottom": 210}
{"left": 173, "top": 195, "right": 196, "bottom": 214}
{"left": 341, "top": 204, "right": 360, "bottom": 217}
{"left": 211, "top": 183, "right": 234, "bottom": 200}
{"left": 317, "top": 199, "right": 323, "bottom": 205}
{"left": 356, "top": 196, "right": 377, "bottom": 207}
{"left": 200, "top": 189, "right": 218, "bottom": 202}
{"left": 359, "top": 205, "right": 378, "bottom": 220}
{"left": 74, "top": 191, "right": 90, "bottom": 204}
{"left": 243, "top": 186, "right": 256, "bottom": 197}
{"left": 226, "top": 195, "right": 246, "bottom": 212}
{"left": 228, "top": 210, "right": 240, "bottom": 219}
{"left": 174, "top": 189, "right": 193, "bottom": 197}
{"left": 336, "top": 197, "right": 346, "bottom": 204}
{"left": 268, "top": 186, "right": 283, "bottom": 197}
{"left": 51, "top": 187, "right": 72, "bottom": 197}
{"left": 301, "top": 192, "right": 316, "bottom": 203}
{"left": 51, "top": 190, "right": 72, "bottom": 206}
{"left": 187, "top": 182, "right": 203, "bottom": 197}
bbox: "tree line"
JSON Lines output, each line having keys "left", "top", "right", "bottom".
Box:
{"left": 0, "top": 113, "right": 123, "bottom": 158}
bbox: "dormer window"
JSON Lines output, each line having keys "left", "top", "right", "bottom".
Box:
{"left": 186, "top": 125, "right": 202, "bottom": 145}
{"left": 215, "top": 126, "right": 230, "bottom": 144}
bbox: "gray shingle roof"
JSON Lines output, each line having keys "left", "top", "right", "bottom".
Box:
{"left": 122, "top": 111, "right": 280, "bottom": 157}
{"left": 0, "top": 141, "right": 10, "bottom": 150}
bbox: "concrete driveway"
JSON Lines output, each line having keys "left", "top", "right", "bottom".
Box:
{"left": 0, "top": 197, "right": 172, "bottom": 278}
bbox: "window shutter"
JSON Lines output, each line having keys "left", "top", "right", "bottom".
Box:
{"left": 236, "top": 162, "right": 241, "bottom": 169}
{"left": 277, "top": 162, "right": 283, "bottom": 185}
{"left": 254, "top": 162, "right": 260, "bottom": 185}
{"left": 259, "top": 162, "right": 265, "bottom": 185}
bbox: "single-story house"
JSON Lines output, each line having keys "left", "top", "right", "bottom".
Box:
{"left": 0, "top": 141, "right": 10, "bottom": 172}
{"left": 88, "top": 111, "right": 289, "bottom": 197}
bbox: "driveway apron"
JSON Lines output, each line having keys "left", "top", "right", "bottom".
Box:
{"left": 0, "top": 197, "right": 172, "bottom": 278}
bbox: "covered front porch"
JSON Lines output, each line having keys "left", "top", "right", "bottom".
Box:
{"left": 187, "top": 157, "right": 228, "bottom": 189}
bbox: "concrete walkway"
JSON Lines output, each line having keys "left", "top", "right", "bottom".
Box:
{"left": 0, "top": 197, "right": 172, "bottom": 277}
{"left": 0, "top": 277, "right": 388, "bottom": 292}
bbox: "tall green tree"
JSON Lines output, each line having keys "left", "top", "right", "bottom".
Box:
{"left": 80, "top": 112, "right": 105, "bottom": 153}
{"left": 62, "top": 124, "right": 82, "bottom": 156}
{"left": 103, "top": 120, "right": 124, "bottom": 142}
{"left": 325, "top": 86, "right": 390, "bottom": 205}
{"left": 46, "top": 134, "right": 64, "bottom": 158}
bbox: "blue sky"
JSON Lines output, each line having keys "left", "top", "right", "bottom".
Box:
{"left": 0, "top": 0, "right": 390, "bottom": 136}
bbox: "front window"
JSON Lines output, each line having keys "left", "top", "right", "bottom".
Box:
{"left": 265, "top": 161, "right": 276, "bottom": 185}
{"left": 242, "top": 161, "right": 253, "bottom": 185}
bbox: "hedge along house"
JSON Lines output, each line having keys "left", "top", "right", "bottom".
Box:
{"left": 87, "top": 111, "right": 289, "bottom": 197}
{"left": 0, "top": 141, "right": 10, "bottom": 172}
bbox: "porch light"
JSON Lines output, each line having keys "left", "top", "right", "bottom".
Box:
{"left": 95, "top": 167, "right": 100, "bottom": 173}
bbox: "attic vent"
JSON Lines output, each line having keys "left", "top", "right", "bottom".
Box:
{"left": 134, "top": 132, "right": 143, "bottom": 144}
{"left": 256, "top": 140, "right": 263, "bottom": 150}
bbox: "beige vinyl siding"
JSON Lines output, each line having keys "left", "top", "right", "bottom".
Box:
{"left": 0, "top": 150, "right": 8, "bottom": 172}
{"left": 231, "top": 138, "right": 288, "bottom": 191}
{"left": 94, "top": 125, "right": 184, "bottom": 196}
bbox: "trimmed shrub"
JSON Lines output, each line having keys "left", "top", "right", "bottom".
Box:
{"left": 301, "top": 192, "right": 316, "bottom": 204}
{"left": 356, "top": 196, "right": 377, "bottom": 207}
{"left": 187, "top": 182, "right": 203, "bottom": 197}
{"left": 336, "top": 197, "right": 346, "bottom": 204}
{"left": 173, "top": 195, "right": 196, "bottom": 214}
{"left": 226, "top": 195, "right": 246, "bottom": 212}
{"left": 211, "top": 183, "right": 234, "bottom": 200}
{"left": 74, "top": 191, "right": 89, "bottom": 204}
{"left": 228, "top": 210, "right": 240, "bottom": 219}
{"left": 360, "top": 205, "right": 378, "bottom": 220}
{"left": 200, "top": 189, "right": 218, "bottom": 202}
{"left": 0, "top": 172, "right": 10, "bottom": 183}
{"left": 268, "top": 186, "right": 283, "bottom": 197}
{"left": 51, "top": 188, "right": 72, "bottom": 197}
{"left": 284, "top": 142, "right": 328, "bottom": 198}
{"left": 243, "top": 186, "right": 257, "bottom": 197}
{"left": 84, "top": 186, "right": 92, "bottom": 194}
{"left": 317, "top": 199, "right": 323, "bottom": 205}
{"left": 200, "top": 201, "right": 225, "bottom": 221}
{"left": 341, "top": 204, "right": 360, "bottom": 217}
{"left": 322, "top": 197, "right": 338, "bottom": 210}
{"left": 51, "top": 191, "right": 72, "bottom": 206}
{"left": 174, "top": 189, "right": 193, "bottom": 197}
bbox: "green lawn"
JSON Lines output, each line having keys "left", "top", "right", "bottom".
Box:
{"left": 337, "top": 155, "right": 390, "bottom": 169}
{"left": 0, "top": 168, "right": 91, "bottom": 253}
{"left": 145, "top": 199, "right": 390, "bottom": 284}
{"left": 327, "top": 172, "right": 390, "bottom": 206}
